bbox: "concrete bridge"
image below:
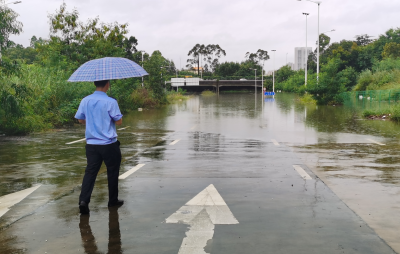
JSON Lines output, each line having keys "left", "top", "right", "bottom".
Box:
{"left": 170, "top": 78, "right": 264, "bottom": 93}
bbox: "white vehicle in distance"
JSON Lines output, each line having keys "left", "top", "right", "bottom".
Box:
{"left": 239, "top": 78, "right": 247, "bottom": 81}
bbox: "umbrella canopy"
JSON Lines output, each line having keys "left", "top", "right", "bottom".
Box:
{"left": 68, "top": 57, "right": 148, "bottom": 82}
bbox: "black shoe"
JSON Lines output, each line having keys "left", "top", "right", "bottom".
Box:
{"left": 79, "top": 201, "right": 90, "bottom": 214}
{"left": 108, "top": 200, "right": 124, "bottom": 207}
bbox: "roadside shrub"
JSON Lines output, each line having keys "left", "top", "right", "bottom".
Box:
{"left": 130, "top": 88, "right": 158, "bottom": 108}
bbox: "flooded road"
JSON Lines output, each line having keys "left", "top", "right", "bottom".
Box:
{"left": 0, "top": 93, "right": 399, "bottom": 253}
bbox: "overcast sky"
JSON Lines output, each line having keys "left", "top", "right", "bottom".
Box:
{"left": 9, "top": 0, "right": 400, "bottom": 71}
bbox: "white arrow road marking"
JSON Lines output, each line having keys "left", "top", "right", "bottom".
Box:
{"left": 66, "top": 138, "right": 86, "bottom": 145}
{"left": 119, "top": 164, "right": 146, "bottom": 179}
{"left": 166, "top": 184, "right": 238, "bottom": 254}
{"left": 293, "top": 165, "right": 312, "bottom": 180}
{"left": 170, "top": 139, "right": 181, "bottom": 146}
{"left": 0, "top": 185, "right": 42, "bottom": 218}
{"left": 118, "top": 126, "right": 130, "bottom": 131}
{"left": 271, "top": 139, "right": 280, "bottom": 146}
{"left": 367, "top": 138, "right": 385, "bottom": 146}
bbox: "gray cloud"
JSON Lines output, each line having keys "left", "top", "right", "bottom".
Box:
{"left": 10, "top": 0, "right": 400, "bottom": 71}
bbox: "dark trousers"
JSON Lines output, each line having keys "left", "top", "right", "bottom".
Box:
{"left": 79, "top": 140, "right": 121, "bottom": 206}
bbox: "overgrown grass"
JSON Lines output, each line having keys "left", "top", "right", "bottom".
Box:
{"left": 362, "top": 104, "right": 400, "bottom": 121}
{"left": 298, "top": 94, "right": 317, "bottom": 105}
{"left": 166, "top": 90, "right": 189, "bottom": 103}
{"left": 0, "top": 64, "right": 166, "bottom": 135}
{"left": 201, "top": 90, "right": 216, "bottom": 96}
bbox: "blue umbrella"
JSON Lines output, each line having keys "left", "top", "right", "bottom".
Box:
{"left": 68, "top": 57, "right": 148, "bottom": 82}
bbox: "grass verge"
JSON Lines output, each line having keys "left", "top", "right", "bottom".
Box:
{"left": 362, "top": 104, "right": 400, "bottom": 121}
{"left": 201, "top": 90, "right": 216, "bottom": 96}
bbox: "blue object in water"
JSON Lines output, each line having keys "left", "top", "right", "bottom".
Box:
{"left": 264, "top": 92, "right": 275, "bottom": 96}
{"left": 68, "top": 57, "right": 148, "bottom": 82}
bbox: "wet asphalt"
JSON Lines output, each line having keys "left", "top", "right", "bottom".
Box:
{"left": 0, "top": 93, "right": 397, "bottom": 253}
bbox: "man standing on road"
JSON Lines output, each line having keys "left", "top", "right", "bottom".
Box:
{"left": 75, "top": 80, "right": 124, "bottom": 214}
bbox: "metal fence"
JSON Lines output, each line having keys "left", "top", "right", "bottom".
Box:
{"left": 341, "top": 89, "right": 400, "bottom": 109}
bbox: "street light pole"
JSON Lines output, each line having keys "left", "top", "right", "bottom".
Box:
{"left": 272, "top": 50, "right": 276, "bottom": 94}
{"left": 141, "top": 51, "right": 144, "bottom": 87}
{"left": 303, "top": 13, "right": 309, "bottom": 87}
{"left": 250, "top": 68, "right": 257, "bottom": 94}
{"left": 0, "top": 0, "right": 22, "bottom": 62}
{"left": 261, "top": 61, "right": 264, "bottom": 96}
{"left": 298, "top": 0, "right": 321, "bottom": 82}
{"left": 317, "top": 2, "right": 320, "bottom": 82}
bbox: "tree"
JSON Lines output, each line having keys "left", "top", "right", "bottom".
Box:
{"left": 203, "top": 44, "right": 226, "bottom": 73}
{"left": 245, "top": 49, "right": 270, "bottom": 65}
{"left": 308, "top": 34, "right": 331, "bottom": 73}
{"left": 187, "top": 44, "right": 206, "bottom": 75}
{"left": 4, "top": 44, "right": 37, "bottom": 64}
{"left": 144, "top": 50, "right": 171, "bottom": 101}
{"left": 40, "top": 3, "right": 133, "bottom": 70}
{"left": 275, "top": 65, "right": 295, "bottom": 84}
{"left": 123, "top": 36, "right": 139, "bottom": 60}
{"left": 187, "top": 44, "right": 226, "bottom": 74}
{"left": 355, "top": 34, "right": 374, "bottom": 46}
{"left": 369, "top": 28, "right": 400, "bottom": 60}
{"left": 0, "top": 6, "right": 23, "bottom": 54}
{"left": 382, "top": 42, "right": 400, "bottom": 59}
{"left": 214, "top": 62, "right": 241, "bottom": 77}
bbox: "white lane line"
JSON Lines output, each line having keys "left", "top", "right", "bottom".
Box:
{"left": 119, "top": 164, "right": 146, "bottom": 179}
{"left": 166, "top": 184, "right": 238, "bottom": 254}
{"left": 0, "top": 185, "right": 42, "bottom": 218}
{"left": 190, "top": 125, "right": 196, "bottom": 130}
{"left": 66, "top": 138, "right": 86, "bottom": 145}
{"left": 293, "top": 165, "right": 312, "bottom": 180}
{"left": 170, "top": 139, "right": 181, "bottom": 146}
{"left": 118, "top": 126, "right": 130, "bottom": 131}
{"left": 271, "top": 139, "right": 280, "bottom": 146}
{"left": 367, "top": 138, "right": 386, "bottom": 146}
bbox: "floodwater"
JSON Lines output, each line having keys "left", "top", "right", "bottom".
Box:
{"left": 0, "top": 92, "right": 400, "bottom": 253}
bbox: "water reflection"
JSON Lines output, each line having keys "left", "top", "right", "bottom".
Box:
{"left": 79, "top": 207, "right": 121, "bottom": 254}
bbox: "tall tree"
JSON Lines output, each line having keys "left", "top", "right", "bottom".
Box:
{"left": 245, "top": 49, "right": 269, "bottom": 75}
{"left": 187, "top": 44, "right": 206, "bottom": 75}
{"left": 203, "top": 44, "right": 226, "bottom": 73}
{"left": 0, "top": 5, "right": 23, "bottom": 63}
{"left": 41, "top": 3, "right": 134, "bottom": 69}
{"left": 187, "top": 44, "right": 226, "bottom": 75}
{"left": 355, "top": 34, "right": 374, "bottom": 46}
{"left": 245, "top": 49, "right": 270, "bottom": 63}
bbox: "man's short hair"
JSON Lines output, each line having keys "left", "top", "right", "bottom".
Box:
{"left": 94, "top": 80, "right": 109, "bottom": 88}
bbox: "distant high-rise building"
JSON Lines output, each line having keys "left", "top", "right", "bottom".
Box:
{"left": 294, "top": 47, "right": 312, "bottom": 71}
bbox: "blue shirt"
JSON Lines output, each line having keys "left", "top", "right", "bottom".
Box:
{"left": 75, "top": 91, "right": 123, "bottom": 145}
